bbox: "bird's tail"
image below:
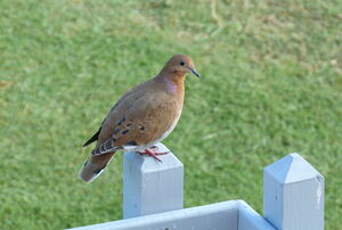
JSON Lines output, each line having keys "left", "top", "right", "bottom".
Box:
{"left": 79, "top": 152, "right": 115, "bottom": 183}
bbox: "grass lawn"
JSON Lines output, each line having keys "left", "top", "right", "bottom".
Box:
{"left": 0, "top": 0, "right": 341, "bottom": 229}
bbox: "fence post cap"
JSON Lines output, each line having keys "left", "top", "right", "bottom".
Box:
{"left": 124, "top": 143, "right": 183, "bottom": 173}
{"left": 264, "top": 153, "right": 323, "bottom": 184}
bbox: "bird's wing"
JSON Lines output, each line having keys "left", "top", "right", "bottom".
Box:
{"left": 82, "top": 79, "right": 151, "bottom": 147}
{"left": 91, "top": 81, "right": 181, "bottom": 156}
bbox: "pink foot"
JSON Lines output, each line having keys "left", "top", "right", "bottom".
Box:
{"left": 138, "top": 147, "right": 169, "bottom": 162}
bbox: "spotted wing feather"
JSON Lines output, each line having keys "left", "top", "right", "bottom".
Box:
{"left": 92, "top": 138, "right": 121, "bottom": 155}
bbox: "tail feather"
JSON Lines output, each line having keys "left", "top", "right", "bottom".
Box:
{"left": 83, "top": 127, "right": 101, "bottom": 147}
{"left": 79, "top": 152, "right": 115, "bottom": 182}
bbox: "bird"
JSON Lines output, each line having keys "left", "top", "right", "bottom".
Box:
{"left": 80, "top": 54, "right": 200, "bottom": 182}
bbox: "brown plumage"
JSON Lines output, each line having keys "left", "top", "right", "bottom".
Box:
{"left": 80, "top": 54, "right": 200, "bottom": 182}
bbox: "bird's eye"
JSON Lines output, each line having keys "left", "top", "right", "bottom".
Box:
{"left": 180, "top": 61, "right": 185, "bottom": 66}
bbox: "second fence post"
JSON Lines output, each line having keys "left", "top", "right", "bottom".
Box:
{"left": 123, "top": 143, "right": 184, "bottom": 219}
{"left": 263, "top": 153, "right": 324, "bottom": 230}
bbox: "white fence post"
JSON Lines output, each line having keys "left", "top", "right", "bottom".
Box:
{"left": 263, "top": 153, "right": 324, "bottom": 230}
{"left": 123, "top": 143, "right": 184, "bottom": 219}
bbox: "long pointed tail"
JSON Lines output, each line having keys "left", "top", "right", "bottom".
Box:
{"left": 79, "top": 152, "right": 115, "bottom": 183}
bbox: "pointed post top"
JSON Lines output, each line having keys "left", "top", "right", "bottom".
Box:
{"left": 264, "top": 153, "right": 322, "bottom": 184}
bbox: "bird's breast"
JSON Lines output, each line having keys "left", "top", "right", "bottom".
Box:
{"left": 153, "top": 107, "right": 182, "bottom": 143}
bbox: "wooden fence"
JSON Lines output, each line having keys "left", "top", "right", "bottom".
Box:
{"left": 69, "top": 143, "right": 324, "bottom": 230}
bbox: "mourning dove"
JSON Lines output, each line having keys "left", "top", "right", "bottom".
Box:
{"left": 80, "top": 54, "right": 200, "bottom": 182}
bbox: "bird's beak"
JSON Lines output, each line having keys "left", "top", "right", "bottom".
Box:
{"left": 188, "top": 67, "right": 201, "bottom": 78}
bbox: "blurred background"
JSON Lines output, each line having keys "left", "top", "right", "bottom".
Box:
{"left": 0, "top": 0, "right": 341, "bottom": 229}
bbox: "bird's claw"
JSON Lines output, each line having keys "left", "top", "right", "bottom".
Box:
{"left": 138, "top": 148, "right": 169, "bottom": 162}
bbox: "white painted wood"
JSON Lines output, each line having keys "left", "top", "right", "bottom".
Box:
{"left": 123, "top": 143, "right": 184, "bottom": 218}
{"left": 69, "top": 151, "right": 325, "bottom": 230}
{"left": 67, "top": 200, "right": 239, "bottom": 230}
{"left": 263, "top": 153, "right": 324, "bottom": 230}
{"left": 238, "top": 200, "right": 275, "bottom": 230}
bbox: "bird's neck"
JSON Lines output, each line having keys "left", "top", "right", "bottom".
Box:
{"left": 156, "top": 71, "right": 185, "bottom": 95}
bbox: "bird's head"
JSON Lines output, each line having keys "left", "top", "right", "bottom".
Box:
{"left": 162, "top": 54, "right": 200, "bottom": 78}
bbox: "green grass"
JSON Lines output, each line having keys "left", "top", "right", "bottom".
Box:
{"left": 0, "top": 0, "right": 341, "bottom": 229}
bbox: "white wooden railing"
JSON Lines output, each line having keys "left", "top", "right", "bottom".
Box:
{"left": 69, "top": 143, "right": 324, "bottom": 230}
